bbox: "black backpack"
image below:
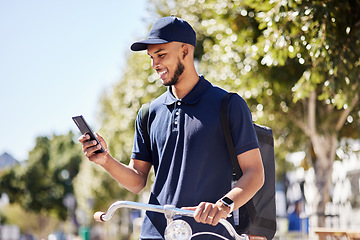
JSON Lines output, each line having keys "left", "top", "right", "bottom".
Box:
{"left": 220, "top": 92, "right": 276, "bottom": 240}
{"left": 140, "top": 92, "right": 277, "bottom": 239}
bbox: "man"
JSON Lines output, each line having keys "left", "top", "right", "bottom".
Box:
{"left": 288, "top": 199, "right": 309, "bottom": 233}
{"left": 80, "top": 16, "right": 264, "bottom": 239}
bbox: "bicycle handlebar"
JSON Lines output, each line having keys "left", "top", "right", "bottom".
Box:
{"left": 94, "top": 200, "right": 266, "bottom": 240}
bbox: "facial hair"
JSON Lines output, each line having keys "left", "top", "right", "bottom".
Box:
{"left": 164, "top": 58, "right": 185, "bottom": 87}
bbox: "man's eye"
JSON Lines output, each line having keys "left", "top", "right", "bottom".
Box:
{"left": 159, "top": 54, "right": 165, "bottom": 58}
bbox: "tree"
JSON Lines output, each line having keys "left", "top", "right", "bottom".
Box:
{"left": 0, "top": 132, "right": 82, "bottom": 235}
{"left": 0, "top": 204, "right": 60, "bottom": 238}
{"left": 148, "top": 0, "right": 360, "bottom": 227}
{"left": 96, "top": 0, "right": 359, "bottom": 228}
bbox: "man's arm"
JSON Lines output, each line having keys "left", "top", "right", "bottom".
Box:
{"left": 79, "top": 133, "right": 152, "bottom": 194}
{"left": 223, "top": 148, "right": 264, "bottom": 209}
{"left": 188, "top": 148, "right": 264, "bottom": 226}
{"left": 101, "top": 157, "right": 152, "bottom": 194}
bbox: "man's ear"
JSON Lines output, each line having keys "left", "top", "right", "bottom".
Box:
{"left": 182, "top": 45, "right": 189, "bottom": 59}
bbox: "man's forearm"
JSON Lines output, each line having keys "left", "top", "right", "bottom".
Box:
{"left": 225, "top": 168, "right": 264, "bottom": 211}
{"left": 224, "top": 148, "right": 265, "bottom": 211}
{"left": 101, "top": 155, "right": 149, "bottom": 194}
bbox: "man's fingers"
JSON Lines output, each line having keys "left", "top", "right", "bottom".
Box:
{"left": 181, "top": 207, "right": 197, "bottom": 211}
{"left": 200, "top": 203, "right": 213, "bottom": 223}
{"left": 95, "top": 132, "right": 103, "bottom": 140}
{"left": 192, "top": 202, "right": 216, "bottom": 224}
{"left": 78, "top": 133, "right": 90, "bottom": 143}
{"left": 208, "top": 207, "right": 220, "bottom": 226}
{"left": 183, "top": 203, "right": 225, "bottom": 226}
{"left": 95, "top": 133, "right": 107, "bottom": 150}
{"left": 193, "top": 202, "right": 206, "bottom": 223}
{"left": 82, "top": 140, "right": 97, "bottom": 152}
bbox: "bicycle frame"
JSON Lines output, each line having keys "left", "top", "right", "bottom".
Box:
{"left": 94, "top": 200, "right": 266, "bottom": 240}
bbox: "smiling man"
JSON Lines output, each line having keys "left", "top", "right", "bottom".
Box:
{"left": 147, "top": 42, "right": 192, "bottom": 95}
{"left": 79, "top": 16, "right": 264, "bottom": 240}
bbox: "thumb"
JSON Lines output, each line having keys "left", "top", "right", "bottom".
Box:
{"left": 95, "top": 132, "right": 103, "bottom": 139}
{"left": 181, "top": 206, "right": 197, "bottom": 211}
{"left": 95, "top": 132, "right": 107, "bottom": 149}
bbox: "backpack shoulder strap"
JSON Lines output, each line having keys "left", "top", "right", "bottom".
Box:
{"left": 220, "top": 92, "right": 242, "bottom": 180}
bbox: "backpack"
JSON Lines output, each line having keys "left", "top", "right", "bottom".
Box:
{"left": 220, "top": 92, "right": 276, "bottom": 240}
{"left": 140, "top": 92, "right": 277, "bottom": 239}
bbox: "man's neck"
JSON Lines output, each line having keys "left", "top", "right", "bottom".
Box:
{"left": 171, "top": 71, "right": 199, "bottom": 99}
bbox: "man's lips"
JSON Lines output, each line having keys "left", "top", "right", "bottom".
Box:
{"left": 158, "top": 70, "right": 168, "bottom": 79}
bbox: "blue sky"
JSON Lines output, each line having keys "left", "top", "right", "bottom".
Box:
{"left": 0, "top": 0, "right": 150, "bottom": 161}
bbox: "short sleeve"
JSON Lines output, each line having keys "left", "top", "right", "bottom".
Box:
{"left": 131, "top": 107, "right": 153, "bottom": 163}
{"left": 228, "top": 94, "right": 259, "bottom": 155}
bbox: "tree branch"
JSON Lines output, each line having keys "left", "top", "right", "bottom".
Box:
{"left": 308, "top": 90, "right": 317, "bottom": 134}
{"left": 335, "top": 93, "right": 360, "bottom": 131}
{"left": 283, "top": 100, "right": 307, "bottom": 134}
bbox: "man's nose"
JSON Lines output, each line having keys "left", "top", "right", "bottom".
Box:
{"left": 152, "top": 58, "right": 159, "bottom": 69}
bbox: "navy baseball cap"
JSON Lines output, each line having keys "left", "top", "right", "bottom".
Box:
{"left": 130, "top": 16, "right": 196, "bottom": 51}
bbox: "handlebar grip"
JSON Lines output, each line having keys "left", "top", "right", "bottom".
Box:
{"left": 94, "top": 211, "right": 105, "bottom": 222}
{"left": 246, "top": 235, "right": 267, "bottom": 240}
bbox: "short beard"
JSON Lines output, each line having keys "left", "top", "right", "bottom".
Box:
{"left": 164, "top": 58, "right": 185, "bottom": 87}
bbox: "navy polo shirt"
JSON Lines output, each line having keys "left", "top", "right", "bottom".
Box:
{"left": 131, "top": 76, "right": 259, "bottom": 239}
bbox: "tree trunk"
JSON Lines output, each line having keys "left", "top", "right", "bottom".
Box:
{"left": 310, "top": 133, "right": 337, "bottom": 227}
{"left": 305, "top": 91, "right": 339, "bottom": 227}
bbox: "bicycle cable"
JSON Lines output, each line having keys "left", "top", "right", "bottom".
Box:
{"left": 191, "top": 232, "right": 230, "bottom": 240}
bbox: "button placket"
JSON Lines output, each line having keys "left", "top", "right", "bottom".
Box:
{"left": 173, "top": 101, "right": 182, "bottom": 129}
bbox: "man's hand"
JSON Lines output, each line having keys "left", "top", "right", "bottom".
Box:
{"left": 183, "top": 201, "right": 231, "bottom": 226}
{"left": 78, "top": 133, "right": 109, "bottom": 166}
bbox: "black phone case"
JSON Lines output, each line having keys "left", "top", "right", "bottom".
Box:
{"left": 72, "top": 115, "right": 105, "bottom": 153}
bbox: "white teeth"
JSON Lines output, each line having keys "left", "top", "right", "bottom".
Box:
{"left": 157, "top": 70, "right": 168, "bottom": 80}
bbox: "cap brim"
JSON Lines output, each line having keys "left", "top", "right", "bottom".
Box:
{"left": 130, "top": 38, "right": 170, "bottom": 51}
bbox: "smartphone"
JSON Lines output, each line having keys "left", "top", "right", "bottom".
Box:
{"left": 72, "top": 115, "right": 105, "bottom": 154}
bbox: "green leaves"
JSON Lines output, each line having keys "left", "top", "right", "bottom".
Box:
{"left": 136, "top": 0, "right": 360, "bottom": 174}
{"left": 0, "top": 132, "right": 82, "bottom": 221}
{"left": 91, "top": 0, "right": 360, "bottom": 203}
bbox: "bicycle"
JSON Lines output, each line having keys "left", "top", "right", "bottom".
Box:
{"left": 94, "top": 200, "right": 267, "bottom": 240}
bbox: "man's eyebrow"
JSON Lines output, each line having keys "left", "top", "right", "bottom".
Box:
{"left": 154, "top": 48, "right": 165, "bottom": 54}
{"left": 148, "top": 48, "right": 165, "bottom": 56}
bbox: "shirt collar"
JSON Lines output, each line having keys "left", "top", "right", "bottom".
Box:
{"left": 163, "top": 75, "right": 211, "bottom": 105}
